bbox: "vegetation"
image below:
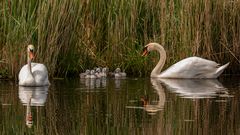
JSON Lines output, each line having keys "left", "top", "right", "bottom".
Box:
{"left": 0, "top": 0, "right": 239, "bottom": 79}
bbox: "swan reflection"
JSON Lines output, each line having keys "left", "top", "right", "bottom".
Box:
{"left": 127, "top": 78, "right": 166, "bottom": 115}
{"left": 18, "top": 86, "right": 48, "bottom": 128}
{"left": 142, "top": 78, "right": 166, "bottom": 115}
{"left": 159, "top": 79, "right": 229, "bottom": 99}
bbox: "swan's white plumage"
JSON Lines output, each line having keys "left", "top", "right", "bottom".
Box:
{"left": 159, "top": 57, "right": 229, "bottom": 78}
{"left": 19, "top": 63, "right": 49, "bottom": 86}
{"left": 18, "top": 45, "right": 50, "bottom": 86}
{"left": 143, "top": 43, "right": 229, "bottom": 78}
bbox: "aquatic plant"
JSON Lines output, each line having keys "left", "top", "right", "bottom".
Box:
{"left": 0, "top": 0, "right": 239, "bottom": 79}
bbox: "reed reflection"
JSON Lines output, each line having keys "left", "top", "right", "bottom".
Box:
{"left": 18, "top": 86, "right": 48, "bottom": 128}
{"left": 159, "top": 79, "right": 229, "bottom": 98}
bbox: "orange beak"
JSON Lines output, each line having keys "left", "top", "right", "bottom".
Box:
{"left": 142, "top": 47, "right": 149, "bottom": 56}
{"left": 27, "top": 114, "right": 33, "bottom": 121}
{"left": 29, "top": 52, "right": 35, "bottom": 60}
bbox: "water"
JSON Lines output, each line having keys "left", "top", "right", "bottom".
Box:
{"left": 1, "top": 76, "right": 240, "bottom": 135}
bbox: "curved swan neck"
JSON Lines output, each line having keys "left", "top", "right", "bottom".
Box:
{"left": 27, "top": 53, "right": 33, "bottom": 76}
{"left": 150, "top": 43, "right": 166, "bottom": 77}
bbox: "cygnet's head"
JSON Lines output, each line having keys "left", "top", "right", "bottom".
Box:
{"left": 115, "top": 68, "right": 121, "bottom": 73}
{"left": 96, "top": 68, "right": 101, "bottom": 73}
{"left": 85, "top": 69, "right": 90, "bottom": 74}
{"left": 90, "top": 70, "right": 95, "bottom": 75}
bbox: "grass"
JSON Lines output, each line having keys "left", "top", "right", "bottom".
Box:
{"left": 0, "top": 0, "right": 239, "bottom": 79}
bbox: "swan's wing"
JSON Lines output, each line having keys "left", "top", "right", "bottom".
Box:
{"left": 159, "top": 57, "right": 220, "bottom": 78}
{"left": 32, "top": 63, "right": 49, "bottom": 85}
{"left": 18, "top": 64, "right": 30, "bottom": 81}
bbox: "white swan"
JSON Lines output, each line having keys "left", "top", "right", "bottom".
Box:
{"left": 142, "top": 42, "right": 230, "bottom": 78}
{"left": 19, "top": 45, "right": 50, "bottom": 86}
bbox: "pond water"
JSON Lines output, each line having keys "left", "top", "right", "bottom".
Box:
{"left": 1, "top": 76, "right": 240, "bottom": 135}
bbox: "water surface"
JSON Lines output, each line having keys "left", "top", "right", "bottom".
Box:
{"left": 1, "top": 76, "right": 240, "bottom": 135}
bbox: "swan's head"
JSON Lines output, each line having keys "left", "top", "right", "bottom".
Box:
{"left": 142, "top": 42, "right": 161, "bottom": 56}
{"left": 27, "top": 44, "right": 35, "bottom": 60}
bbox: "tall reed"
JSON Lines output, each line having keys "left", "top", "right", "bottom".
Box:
{"left": 0, "top": 0, "right": 239, "bottom": 79}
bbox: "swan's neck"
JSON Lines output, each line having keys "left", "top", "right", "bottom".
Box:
{"left": 27, "top": 53, "right": 34, "bottom": 78}
{"left": 151, "top": 44, "right": 166, "bottom": 77}
{"left": 28, "top": 58, "right": 33, "bottom": 76}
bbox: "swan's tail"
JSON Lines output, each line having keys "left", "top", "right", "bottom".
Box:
{"left": 215, "top": 62, "right": 230, "bottom": 78}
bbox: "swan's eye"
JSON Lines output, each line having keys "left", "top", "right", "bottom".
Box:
{"left": 29, "top": 48, "right": 34, "bottom": 52}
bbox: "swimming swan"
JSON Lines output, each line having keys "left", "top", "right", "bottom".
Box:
{"left": 19, "top": 45, "right": 50, "bottom": 86}
{"left": 142, "top": 42, "right": 229, "bottom": 78}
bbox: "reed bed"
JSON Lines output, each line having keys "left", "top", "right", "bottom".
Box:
{"left": 0, "top": 0, "right": 239, "bottom": 79}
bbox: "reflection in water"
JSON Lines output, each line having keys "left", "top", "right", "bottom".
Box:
{"left": 114, "top": 79, "right": 121, "bottom": 89}
{"left": 142, "top": 78, "right": 165, "bottom": 115}
{"left": 82, "top": 78, "right": 107, "bottom": 89}
{"left": 127, "top": 78, "right": 166, "bottom": 115}
{"left": 1, "top": 78, "right": 240, "bottom": 134}
{"left": 159, "top": 79, "right": 229, "bottom": 98}
{"left": 18, "top": 86, "right": 48, "bottom": 128}
{"left": 80, "top": 78, "right": 124, "bottom": 89}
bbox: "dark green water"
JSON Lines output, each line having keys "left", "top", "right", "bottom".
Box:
{"left": 1, "top": 77, "right": 240, "bottom": 135}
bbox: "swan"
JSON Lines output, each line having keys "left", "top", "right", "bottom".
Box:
{"left": 95, "top": 67, "right": 102, "bottom": 78}
{"left": 142, "top": 42, "right": 230, "bottom": 78}
{"left": 100, "top": 67, "right": 108, "bottom": 78}
{"left": 114, "top": 68, "right": 127, "bottom": 79}
{"left": 18, "top": 45, "right": 50, "bottom": 86}
{"left": 79, "top": 69, "right": 90, "bottom": 78}
{"left": 114, "top": 68, "right": 122, "bottom": 79}
{"left": 89, "top": 70, "right": 97, "bottom": 79}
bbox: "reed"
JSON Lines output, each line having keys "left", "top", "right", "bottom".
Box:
{"left": 0, "top": 0, "right": 239, "bottom": 79}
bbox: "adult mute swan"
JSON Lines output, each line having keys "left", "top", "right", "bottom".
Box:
{"left": 142, "top": 42, "right": 229, "bottom": 78}
{"left": 19, "top": 45, "right": 50, "bottom": 86}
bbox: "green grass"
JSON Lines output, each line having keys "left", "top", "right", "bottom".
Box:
{"left": 0, "top": 0, "right": 239, "bottom": 79}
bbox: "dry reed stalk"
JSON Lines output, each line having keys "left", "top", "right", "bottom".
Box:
{"left": 0, "top": 0, "right": 239, "bottom": 79}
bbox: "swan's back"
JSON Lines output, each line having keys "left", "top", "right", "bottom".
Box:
{"left": 19, "top": 63, "right": 49, "bottom": 86}
{"left": 32, "top": 63, "right": 49, "bottom": 85}
{"left": 159, "top": 57, "right": 229, "bottom": 78}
